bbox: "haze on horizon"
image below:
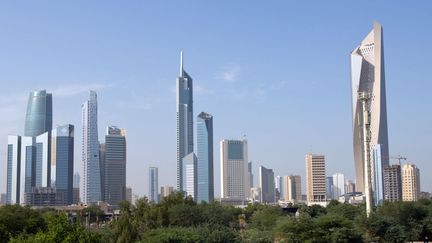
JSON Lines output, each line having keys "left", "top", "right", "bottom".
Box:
{"left": 0, "top": 1, "right": 431, "bottom": 197}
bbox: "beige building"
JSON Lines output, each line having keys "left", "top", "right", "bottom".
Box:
{"left": 160, "top": 185, "right": 174, "bottom": 198}
{"left": 220, "top": 139, "right": 249, "bottom": 200}
{"left": 306, "top": 154, "right": 326, "bottom": 203}
{"left": 402, "top": 163, "right": 420, "bottom": 201}
{"left": 283, "top": 175, "right": 302, "bottom": 203}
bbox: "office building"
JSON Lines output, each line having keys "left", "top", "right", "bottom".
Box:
{"left": 0, "top": 194, "right": 6, "bottom": 205}
{"left": 24, "top": 90, "right": 52, "bottom": 137}
{"left": 82, "top": 91, "right": 101, "bottom": 204}
{"left": 283, "top": 175, "right": 302, "bottom": 203}
{"left": 306, "top": 154, "right": 326, "bottom": 203}
{"left": 383, "top": 164, "right": 402, "bottom": 202}
{"left": 351, "top": 22, "right": 389, "bottom": 193}
{"left": 103, "top": 126, "right": 127, "bottom": 206}
{"left": 196, "top": 112, "right": 214, "bottom": 202}
{"left": 51, "top": 125, "right": 74, "bottom": 205}
{"left": 220, "top": 139, "right": 249, "bottom": 200}
{"left": 346, "top": 180, "right": 356, "bottom": 193}
{"left": 149, "top": 167, "right": 159, "bottom": 203}
{"left": 73, "top": 172, "right": 80, "bottom": 189}
{"left": 99, "top": 143, "right": 106, "bottom": 201}
{"left": 248, "top": 161, "right": 254, "bottom": 188}
{"left": 73, "top": 172, "right": 80, "bottom": 204}
{"left": 25, "top": 187, "right": 57, "bottom": 206}
{"left": 125, "top": 187, "right": 132, "bottom": 204}
{"left": 161, "top": 186, "right": 174, "bottom": 198}
{"left": 176, "top": 51, "right": 194, "bottom": 192}
{"left": 402, "top": 164, "right": 420, "bottom": 202}
{"left": 326, "top": 176, "right": 334, "bottom": 200}
{"left": 183, "top": 153, "right": 197, "bottom": 200}
{"left": 259, "top": 165, "right": 275, "bottom": 203}
{"left": 35, "top": 132, "right": 50, "bottom": 188}
{"left": 332, "top": 173, "right": 345, "bottom": 199}
{"left": 6, "top": 136, "right": 21, "bottom": 204}
{"left": 275, "top": 175, "right": 283, "bottom": 201}
{"left": 20, "top": 136, "right": 35, "bottom": 205}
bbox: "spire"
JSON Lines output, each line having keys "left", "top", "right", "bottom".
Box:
{"left": 180, "top": 51, "right": 184, "bottom": 77}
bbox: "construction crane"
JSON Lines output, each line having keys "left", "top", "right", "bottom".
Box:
{"left": 389, "top": 155, "right": 407, "bottom": 166}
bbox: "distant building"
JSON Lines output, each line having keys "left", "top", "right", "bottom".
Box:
{"left": 332, "top": 173, "right": 345, "bottom": 199}
{"left": 326, "top": 176, "right": 334, "bottom": 200}
{"left": 73, "top": 172, "right": 80, "bottom": 189}
{"left": 0, "top": 193, "right": 6, "bottom": 205}
{"left": 306, "top": 154, "right": 326, "bottom": 203}
{"left": 196, "top": 112, "right": 214, "bottom": 203}
{"left": 183, "top": 153, "right": 197, "bottom": 200}
{"left": 283, "top": 175, "right": 302, "bottom": 203}
{"left": 259, "top": 165, "right": 275, "bottom": 203}
{"left": 6, "top": 135, "right": 21, "bottom": 204}
{"left": 102, "top": 126, "right": 127, "bottom": 207}
{"left": 275, "top": 175, "right": 283, "bottom": 201}
{"left": 345, "top": 180, "right": 356, "bottom": 193}
{"left": 383, "top": 164, "right": 402, "bottom": 202}
{"left": 24, "top": 90, "right": 52, "bottom": 137}
{"left": 72, "top": 188, "right": 80, "bottom": 204}
{"left": 160, "top": 186, "right": 174, "bottom": 198}
{"left": 125, "top": 187, "right": 132, "bottom": 204}
{"left": 149, "top": 167, "right": 159, "bottom": 203}
{"left": 248, "top": 162, "right": 254, "bottom": 188}
{"left": 25, "top": 187, "right": 57, "bottom": 206}
{"left": 402, "top": 163, "right": 420, "bottom": 201}
{"left": 220, "top": 139, "right": 249, "bottom": 200}
{"left": 250, "top": 187, "right": 261, "bottom": 202}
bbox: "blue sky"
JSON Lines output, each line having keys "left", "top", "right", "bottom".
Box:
{"left": 0, "top": 1, "right": 431, "bottom": 197}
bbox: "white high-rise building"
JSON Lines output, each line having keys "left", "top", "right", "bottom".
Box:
{"left": 350, "top": 22, "right": 389, "bottom": 194}
{"left": 183, "top": 153, "right": 197, "bottom": 200}
{"left": 82, "top": 91, "right": 101, "bottom": 204}
{"left": 220, "top": 139, "right": 249, "bottom": 200}
{"left": 332, "top": 173, "right": 345, "bottom": 199}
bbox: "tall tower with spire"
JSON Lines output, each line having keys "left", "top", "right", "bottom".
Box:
{"left": 176, "top": 51, "right": 194, "bottom": 192}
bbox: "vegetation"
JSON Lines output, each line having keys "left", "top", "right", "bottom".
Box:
{"left": 1, "top": 194, "right": 432, "bottom": 242}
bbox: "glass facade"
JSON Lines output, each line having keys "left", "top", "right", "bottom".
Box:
{"left": 52, "top": 125, "right": 74, "bottom": 205}
{"left": 7, "top": 136, "right": 21, "bottom": 204}
{"left": 259, "top": 165, "right": 275, "bottom": 203}
{"left": 24, "top": 90, "right": 52, "bottom": 137}
{"left": 197, "top": 112, "right": 213, "bottom": 202}
{"left": 182, "top": 152, "right": 197, "bottom": 200}
{"left": 149, "top": 167, "right": 159, "bottom": 203}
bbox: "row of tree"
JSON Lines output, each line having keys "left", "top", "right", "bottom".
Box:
{"left": 1, "top": 193, "right": 432, "bottom": 242}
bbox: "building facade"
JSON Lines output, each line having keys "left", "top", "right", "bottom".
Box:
{"left": 383, "top": 164, "right": 402, "bottom": 202}
{"left": 220, "top": 139, "right": 249, "bottom": 200}
{"left": 24, "top": 90, "right": 52, "bottom": 137}
{"left": 6, "top": 136, "right": 21, "bottom": 204}
{"left": 283, "top": 175, "right": 302, "bottom": 203}
{"left": 332, "top": 173, "right": 345, "bottom": 199}
{"left": 402, "top": 164, "right": 420, "bottom": 201}
{"left": 176, "top": 52, "right": 194, "bottom": 192}
{"left": 51, "top": 125, "right": 74, "bottom": 205}
{"left": 248, "top": 161, "right": 254, "bottom": 188}
{"left": 306, "top": 154, "right": 326, "bottom": 203}
{"left": 161, "top": 186, "right": 174, "bottom": 198}
{"left": 350, "top": 22, "right": 390, "bottom": 194}
{"left": 183, "top": 153, "right": 197, "bottom": 200}
{"left": 196, "top": 112, "right": 214, "bottom": 202}
{"left": 259, "top": 165, "right": 275, "bottom": 203}
{"left": 103, "top": 126, "right": 127, "bottom": 206}
{"left": 82, "top": 91, "right": 101, "bottom": 204}
{"left": 326, "top": 176, "right": 334, "bottom": 200}
{"left": 149, "top": 167, "right": 159, "bottom": 203}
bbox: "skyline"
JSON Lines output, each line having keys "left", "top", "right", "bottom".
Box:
{"left": 1, "top": 1, "right": 432, "bottom": 197}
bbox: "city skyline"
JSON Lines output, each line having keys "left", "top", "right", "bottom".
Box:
{"left": 0, "top": 2, "right": 431, "bottom": 197}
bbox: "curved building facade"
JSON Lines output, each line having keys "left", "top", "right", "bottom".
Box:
{"left": 24, "top": 90, "right": 52, "bottom": 137}
{"left": 350, "top": 22, "right": 389, "bottom": 194}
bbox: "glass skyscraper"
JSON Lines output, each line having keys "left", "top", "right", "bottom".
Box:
{"left": 259, "top": 165, "right": 275, "bottom": 203}
{"left": 196, "top": 112, "right": 213, "bottom": 203}
{"left": 51, "top": 124, "right": 74, "bottom": 205}
{"left": 82, "top": 91, "right": 101, "bottom": 204}
{"left": 176, "top": 51, "right": 194, "bottom": 192}
{"left": 102, "top": 126, "right": 127, "bottom": 206}
{"left": 24, "top": 90, "right": 52, "bottom": 137}
{"left": 6, "top": 136, "right": 21, "bottom": 204}
{"left": 149, "top": 167, "right": 159, "bottom": 203}
{"left": 182, "top": 153, "right": 197, "bottom": 200}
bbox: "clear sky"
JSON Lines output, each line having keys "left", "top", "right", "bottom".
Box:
{"left": 0, "top": 1, "right": 431, "bottom": 197}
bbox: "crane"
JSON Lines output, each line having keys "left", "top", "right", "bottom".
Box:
{"left": 389, "top": 155, "right": 407, "bottom": 166}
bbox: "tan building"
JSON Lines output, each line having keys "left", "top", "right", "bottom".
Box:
{"left": 283, "top": 175, "right": 302, "bottom": 203}
{"left": 306, "top": 154, "right": 326, "bottom": 203}
{"left": 160, "top": 185, "right": 174, "bottom": 198}
{"left": 402, "top": 163, "right": 420, "bottom": 201}
{"left": 345, "top": 180, "right": 356, "bottom": 194}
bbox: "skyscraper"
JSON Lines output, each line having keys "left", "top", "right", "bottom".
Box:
{"left": 402, "top": 163, "right": 420, "bottom": 202}
{"left": 332, "top": 173, "right": 345, "bottom": 199}
{"left": 248, "top": 161, "right": 254, "bottom": 188}
{"left": 196, "top": 112, "right": 214, "bottom": 202}
{"left": 6, "top": 136, "right": 21, "bottom": 204}
{"left": 24, "top": 90, "right": 52, "bottom": 137}
{"left": 326, "top": 176, "right": 334, "bottom": 200}
{"left": 306, "top": 154, "right": 326, "bottom": 203}
{"left": 35, "top": 132, "right": 50, "bottom": 188}
{"left": 350, "top": 22, "right": 389, "bottom": 193}
{"left": 20, "top": 136, "right": 35, "bottom": 205}
{"left": 103, "top": 126, "right": 127, "bottom": 206}
{"left": 383, "top": 164, "right": 402, "bottom": 202}
{"left": 259, "top": 165, "right": 275, "bottom": 203}
{"left": 99, "top": 143, "right": 106, "bottom": 201}
{"left": 51, "top": 125, "right": 74, "bottom": 205}
{"left": 183, "top": 153, "right": 197, "bottom": 200}
{"left": 275, "top": 175, "right": 283, "bottom": 201}
{"left": 82, "top": 91, "right": 101, "bottom": 204}
{"left": 149, "top": 167, "right": 159, "bottom": 203}
{"left": 176, "top": 51, "right": 194, "bottom": 192}
{"left": 283, "top": 175, "right": 302, "bottom": 203}
{"left": 220, "top": 139, "right": 249, "bottom": 200}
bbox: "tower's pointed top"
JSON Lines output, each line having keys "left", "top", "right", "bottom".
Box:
{"left": 180, "top": 51, "right": 184, "bottom": 77}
